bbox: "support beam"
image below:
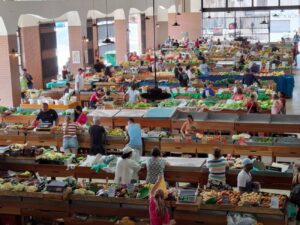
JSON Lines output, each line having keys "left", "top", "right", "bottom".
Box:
{"left": 0, "top": 35, "right": 21, "bottom": 107}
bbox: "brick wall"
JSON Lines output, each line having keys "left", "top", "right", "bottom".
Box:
{"left": 0, "top": 35, "right": 21, "bottom": 107}
{"left": 20, "top": 26, "right": 43, "bottom": 89}
{"left": 145, "top": 16, "right": 155, "bottom": 51}
{"left": 68, "top": 26, "right": 84, "bottom": 75}
{"left": 115, "top": 20, "right": 128, "bottom": 64}
{"left": 168, "top": 12, "right": 202, "bottom": 41}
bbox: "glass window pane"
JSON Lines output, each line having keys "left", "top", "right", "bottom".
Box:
{"left": 280, "top": 0, "right": 300, "bottom": 5}
{"left": 254, "top": 0, "right": 278, "bottom": 6}
{"left": 203, "top": 0, "right": 225, "bottom": 8}
{"left": 228, "top": 0, "right": 252, "bottom": 7}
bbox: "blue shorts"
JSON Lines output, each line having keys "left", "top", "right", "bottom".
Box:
{"left": 63, "top": 137, "right": 79, "bottom": 150}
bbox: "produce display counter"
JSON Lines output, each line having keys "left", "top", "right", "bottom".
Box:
{"left": 88, "top": 109, "right": 120, "bottom": 127}
{"left": 200, "top": 74, "right": 294, "bottom": 97}
{"left": 20, "top": 102, "right": 80, "bottom": 110}
{"left": 141, "top": 108, "right": 176, "bottom": 129}
{"left": 0, "top": 155, "right": 293, "bottom": 189}
{"left": 113, "top": 109, "right": 147, "bottom": 127}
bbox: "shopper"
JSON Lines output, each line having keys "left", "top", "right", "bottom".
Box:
{"left": 199, "top": 59, "right": 209, "bottom": 77}
{"left": 20, "top": 73, "right": 28, "bottom": 103}
{"left": 232, "top": 87, "right": 245, "bottom": 101}
{"left": 146, "top": 147, "right": 170, "bottom": 184}
{"left": 178, "top": 67, "right": 189, "bottom": 87}
{"left": 75, "top": 68, "right": 84, "bottom": 92}
{"left": 207, "top": 147, "right": 229, "bottom": 190}
{"left": 62, "top": 66, "right": 69, "bottom": 80}
{"left": 62, "top": 115, "right": 81, "bottom": 154}
{"left": 114, "top": 146, "right": 141, "bottom": 185}
{"left": 64, "top": 82, "right": 72, "bottom": 95}
{"left": 174, "top": 63, "right": 181, "bottom": 80}
{"left": 76, "top": 107, "right": 88, "bottom": 125}
{"left": 271, "top": 94, "right": 283, "bottom": 115}
{"left": 88, "top": 117, "right": 106, "bottom": 155}
{"left": 180, "top": 114, "right": 197, "bottom": 137}
{"left": 279, "top": 92, "right": 286, "bottom": 114}
{"left": 74, "top": 105, "right": 82, "bottom": 123}
{"left": 126, "top": 118, "right": 143, "bottom": 160}
{"left": 94, "top": 59, "right": 106, "bottom": 73}
{"left": 23, "top": 68, "right": 34, "bottom": 89}
{"left": 90, "top": 88, "right": 104, "bottom": 109}
{"left": 245, "top": 94, "right": 260, "bottom": 113}
{"left": 237, "top": 158, "right": 259, "bottom": 193}
{"left": 125, "top": 83, "right": 141, "bottom": 104}
{"left": 293, "top": 32, "right": 300, "bottom": 45}
{"left": 201, "top": 83, "right": 215, "bottom": 99}
{"left": 34, "top": 103, "right": 58, "bottom": 125}
{"left": 242, "top": 68, "right": 260, "bottom": 87}
{"left": 149, "top": 175, "right": 175, "bottom": 225}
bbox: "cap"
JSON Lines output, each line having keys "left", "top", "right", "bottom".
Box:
{"left": 242, "top": 158, "right": 253, "bottom": 166}
{"left": 122, "top": 146, "right": 133, "bottom": 155}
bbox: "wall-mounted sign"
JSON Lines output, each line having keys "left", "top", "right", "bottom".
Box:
{"left": 72, "top": 51, "right": 81, "bottom": 64}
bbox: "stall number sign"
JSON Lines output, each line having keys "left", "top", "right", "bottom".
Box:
{"left": 270, "top": 197, "right": 279, "bottom": 209}
{"left": 108, "top": 186, "right": 116, "bottom": 197}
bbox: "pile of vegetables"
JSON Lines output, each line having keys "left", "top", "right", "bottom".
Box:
{"left": 159, "top": 99, "right": 182, "bottom": 108}
{"left": 0, "top": 106, "right": 8, "bottom": 114}
{"left": 124, "top": 102, "right": 152, "bottom": 109}
{"left": 214, "top": 78, "right": 235, "bottom": 86}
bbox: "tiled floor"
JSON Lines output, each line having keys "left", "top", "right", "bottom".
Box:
{"left": 286, "top": 67, "right": 300, "bottom": 115}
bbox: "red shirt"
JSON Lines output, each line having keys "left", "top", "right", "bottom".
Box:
{"left": 77, "top": 113, "right": 88, "bottom": 125}
{"left": 90, "top": 93, "right": 100, "bottom": 103}
{"left": 149, "top": 196, "right": 170, "bottom": 225}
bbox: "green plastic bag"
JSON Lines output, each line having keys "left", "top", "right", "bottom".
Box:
{"left": 288, "top": 202, "right": 297, "bottom": 219}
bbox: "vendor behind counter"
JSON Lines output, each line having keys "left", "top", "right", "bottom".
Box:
{"left": 33, "top": 103, "right": 58, "bottom": 126}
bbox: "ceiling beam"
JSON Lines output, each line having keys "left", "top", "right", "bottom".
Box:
{"left": 202, "top": 5, "right": 300, "bottom": 12}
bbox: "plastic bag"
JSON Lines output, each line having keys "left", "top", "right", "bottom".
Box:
{"left": 288, "top": 202, "right": 297, "bottom": 219}
{"left": 227, "top": 213, "right": 257, "bottom": 225}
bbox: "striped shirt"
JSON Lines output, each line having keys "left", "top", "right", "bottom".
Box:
{"left": 62, "top": 122, "right": 79, "bottom": 138}
{"left": 207, "top": 157, "right": 228, "bottom": 182}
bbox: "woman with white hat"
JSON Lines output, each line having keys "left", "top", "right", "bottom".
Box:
{"left": 76, "top": 107, "right": 88, "bottom": 126}
{"left": 114, "top": 146, "right": 141, "bottom": 185}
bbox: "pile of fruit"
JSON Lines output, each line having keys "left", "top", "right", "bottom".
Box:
{"left": 216, "top": 191, "right": 240, "bottom": 205}
{"left": 238, "top": 192, "right": 261, "bottom": 206}
{"left": 36, "top": 150, "right": 68, "bottom": 163}
{"left": 260, "top": 193, "right": 286, "bottom": 208}
{"left": 258, "top": 100, "right": 273, "bottom": 110}
{"left": 107, "top": 128, "right": 126, "bottom": 137}
{"left": 74, "top": 188, "right": 96, "bottom": 196}
{"left": 0, "top": 180, "right": 37, "bottom": 193}
{"left": 200, "top": 190, "right": 219, "bottom": 203}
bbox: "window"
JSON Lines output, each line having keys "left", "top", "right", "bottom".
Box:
{"left": 128, "top": 14, "right": 142, "bottom": 55}
{"left": 203, "top": 0, "right": 225, "bottom": 8}
{"left": 228, "top": 0, "right": 252, "bottom": 7}
{"left": 254, "top": 0, "right": 278, "bottom": 6}
{"left": 280, "top": 0, "right": 300, "bottom": 5}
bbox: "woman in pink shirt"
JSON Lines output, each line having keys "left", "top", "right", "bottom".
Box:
{"left": 232, "top": 87, "right": 245, "bottom": 101}
{"left": 89, "top": 88, "right": 104, "bottom": 109}
{"left": 149, "top": 176, "right": 174, "bottom": 225}
{"left": 271, "top": 94, "right": 283, "bottom": 115}
{"left": 76, "top": 107, "right": 88, "bottom": 125}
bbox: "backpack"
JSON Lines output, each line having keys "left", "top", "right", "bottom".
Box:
{"left": 290, "top": 184, "right": 300, "bottom": 206}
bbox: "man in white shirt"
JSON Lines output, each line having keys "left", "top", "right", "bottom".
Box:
{"left": 237, "top": 158, "right": 258, "bottom": 193}
{"left": 125, "top": 84, "right": 141, "bottom": 104}
{"left": 114, "top": 147, "right": 141, "bottom": 185}
{"left": 75, "top": 68, "right": 84, "bottom": 92}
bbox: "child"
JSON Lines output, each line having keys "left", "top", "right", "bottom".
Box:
{"left": 89, "top": 88, "right": 104, "bottom": 109}
{"left": 278, "top": 92, "right": 286, "bottom": 114}
{"left": 149, "top": 176, "right": 175, "bottom": 225}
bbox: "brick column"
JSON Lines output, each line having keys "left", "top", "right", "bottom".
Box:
{"left": 92, "top": 20, "right": 98, "bottom": 63}
{"left": 168, "top": 12, "right": 202, "bottom": 41}
{"left": 20, "top": 26, "right": 43, "bottom": 89}
{"left": 0, "top": 35, "right": 21, "bottom": 107}
{"left": 68, "top": 26, "right": 85, "bottom": 75}
{"left": 145, "top": 16, "right": 156, "bottom": 50}
{"left": 115, "top": 19, "right": 128, "bottom": 64}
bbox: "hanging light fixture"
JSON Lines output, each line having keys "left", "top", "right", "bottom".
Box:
{"left": 102, "top": 0, "right": 114, "bottom": 44}
{"left": 273, "top": 13, "right": 279, "bottom": 17}
{"left": 140, "top": 0, "right": 171, "bottom": 101}
{"left": 260, "top": 17, "right": 268, "bottom": 25}
{"left": 172, "top": 0, "right": 180, "bottom": 26}
{"left": 172, "top": 14, "right": 180, "bottom": 26}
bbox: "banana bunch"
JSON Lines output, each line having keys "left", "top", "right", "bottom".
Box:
{"left": 10, "top": 143, "right": 27, "bottom": 151}
{"left": 201, "top": 190, "right": 218, "bottom": 202}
